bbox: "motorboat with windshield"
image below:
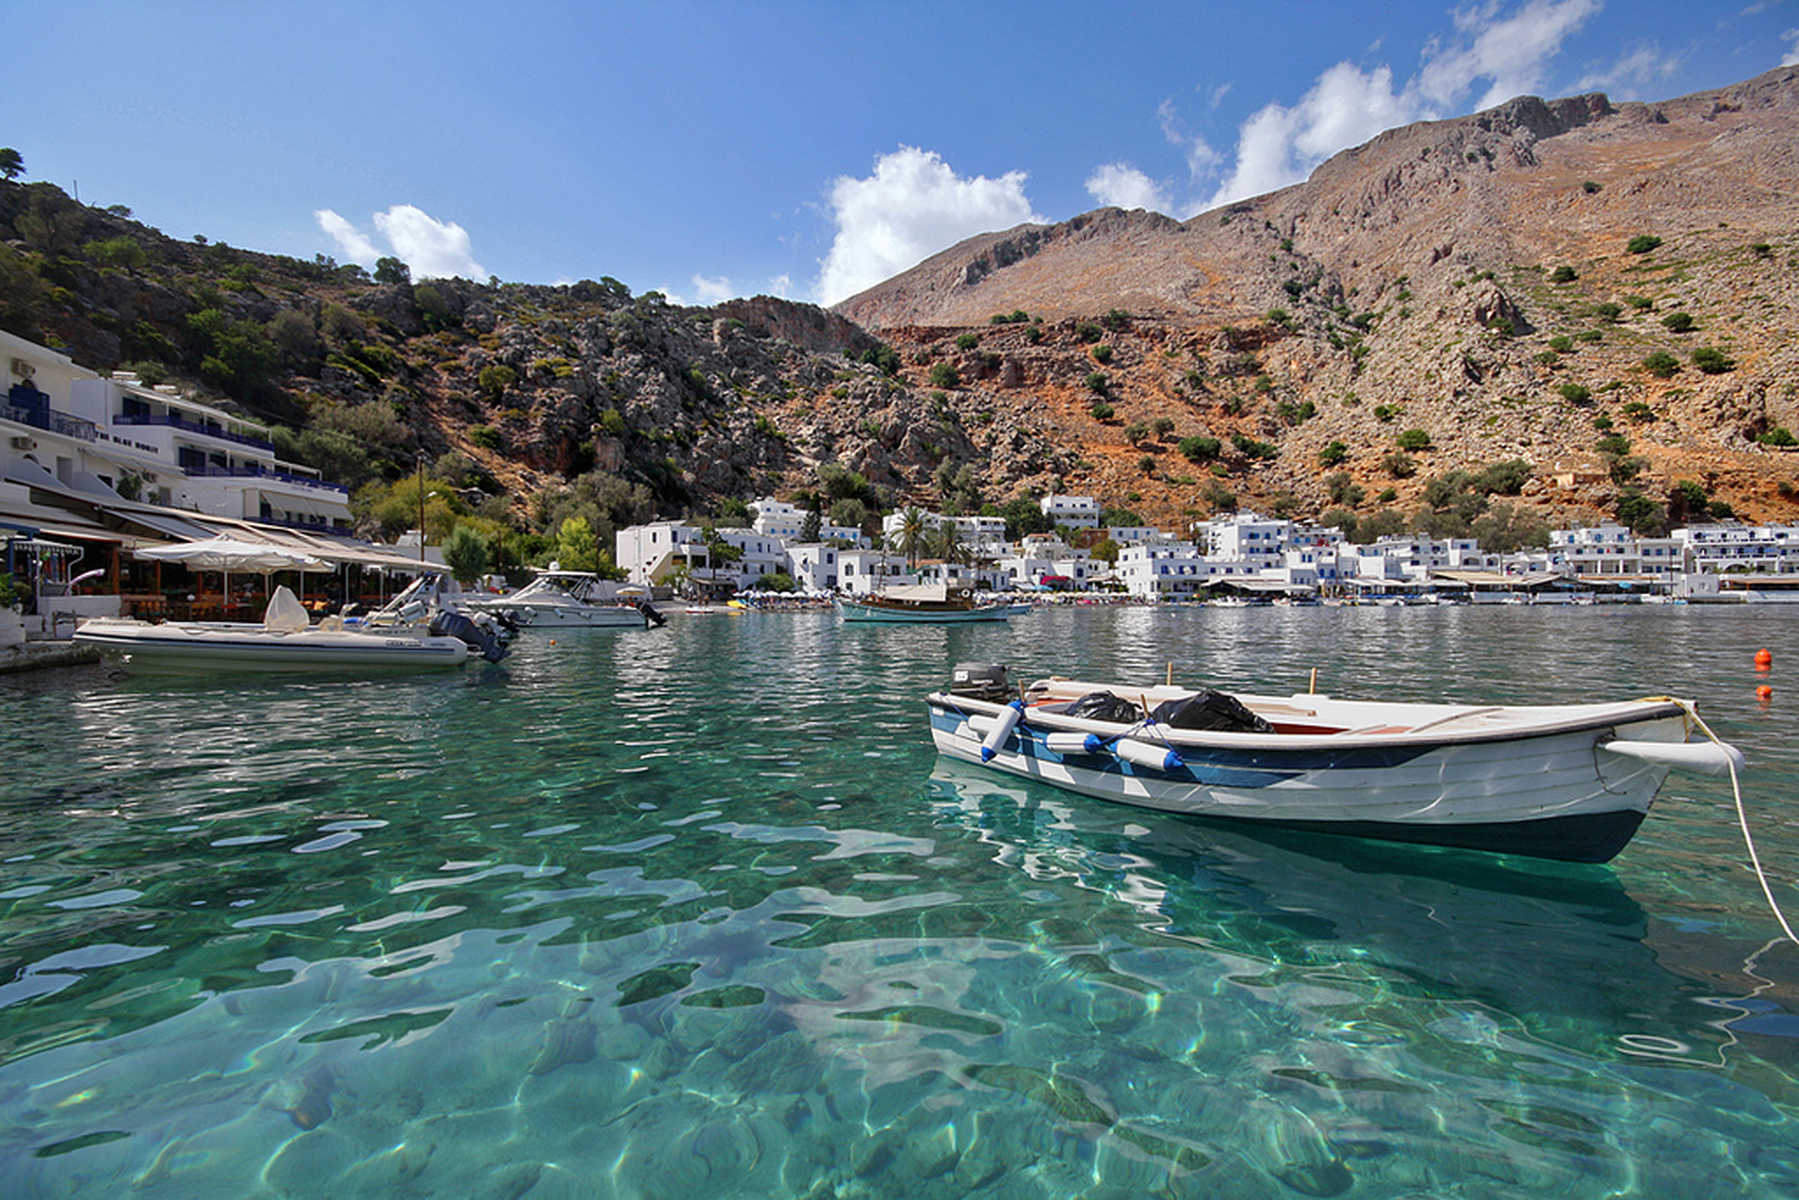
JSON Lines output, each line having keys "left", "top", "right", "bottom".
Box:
{"left": 75, "top": 573, "right": 514, "bottom": 672}
{"left": 465, "top": 570, "right": 664, "bottom": 629}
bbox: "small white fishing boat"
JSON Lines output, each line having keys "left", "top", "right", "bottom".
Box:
{"left": 927, "top": 665, "right": 1745, "bottom": 863}
{"left": 837, "top": 583, "right": 1011, "bottom": 624}
{"left": 76, "top": 575, "right": 514, "bottom": 673}
{"left": 465, "top": 570, "right": 663, "bottom": 629}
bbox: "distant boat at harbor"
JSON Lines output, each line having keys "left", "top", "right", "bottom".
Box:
{"left": 465, "top": 569, "right": 663, "bottom": 629}
{"left": 836, "top": 583, "right": 1011, "bottom": 623}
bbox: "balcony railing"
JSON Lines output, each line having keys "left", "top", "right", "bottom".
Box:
{"left": 115, "top": 412, "right": 276, "bottom": 453}
{"left": 259, "top": 514, "right": 352, "bottom": 534}
{"left": 181, "top": 464, "right": 350, "bottom": 494}
{"left": 5, "top": 402, "right": 98, "bottom": 442}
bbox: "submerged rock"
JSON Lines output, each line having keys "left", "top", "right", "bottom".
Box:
{"left": 528, "top": 1016, "right": 597, "bottom": 1077}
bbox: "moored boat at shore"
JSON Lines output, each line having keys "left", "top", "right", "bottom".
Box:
{"left": 836, "top": 583, "right": 1011, "bottom": 623}
{"left": 927, "top": 665, "right": 1743, "bottom": 863}
{"left": 464, "top": 569, "right": 662, "bottom": 629}
{"left": 75, "top": 575, "right": 513, "bottom": 672}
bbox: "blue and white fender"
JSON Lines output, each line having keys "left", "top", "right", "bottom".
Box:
{"left": 980, "top": 700, "right": 1026, "bottom": 762}
{"left": 1113, "top": 735, "right": 1184, "bottom": 772}
{"left": 1043, "top": 731, "right": 1105, "bottom": 756}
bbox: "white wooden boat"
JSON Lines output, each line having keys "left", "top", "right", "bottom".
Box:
{"left": 837, "top": 583, "right": 1011, "bottom": 623}
{"left": 927, "top": 670, "right": 1744, "bottom": 863}
{"left": 465, "top": 570, "right": 660, "bottom": 629}
{"left": 75, "top": 583, "right": 484, "bottom": 673}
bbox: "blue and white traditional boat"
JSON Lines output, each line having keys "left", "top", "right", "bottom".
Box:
{"left": 836, "top": 584, "right": 1011, "bottom": 623}
{"left": 927, "top": 668, "right": 1745, "bottom": 863}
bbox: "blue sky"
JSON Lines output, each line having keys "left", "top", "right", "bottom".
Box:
{"left": 9, "top": 2, "right": 1798, "bottom": 306}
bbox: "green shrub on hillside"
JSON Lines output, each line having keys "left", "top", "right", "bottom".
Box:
{"left": 478, "top": 364, "right": 516, "bottom": 397}
{"left": 1231, "top": 433, "right": 1278, "bottom": 460}
{"left": 1691, "top": 346, "right": 1734, "bottom": 374}
{"left": 1626, "top": 235, "right": 1662, "bottom": 254}
{"left": 1178, "top": 435, "right": 1221, "bottom": 462}
{"left": 1381, "top": 452, "right": 1416, "bottom": 479}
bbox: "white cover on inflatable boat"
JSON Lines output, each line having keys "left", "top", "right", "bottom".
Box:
{"left": 262, "top": 586, "right": 310, "bottom": 632}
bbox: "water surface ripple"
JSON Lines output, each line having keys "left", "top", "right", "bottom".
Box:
{"left": 3, "top": 606, "right": 1798, "bottom": 1197}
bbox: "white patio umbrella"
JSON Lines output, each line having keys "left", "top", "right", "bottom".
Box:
{"left": 134, "top": 536, "right": 329, "bottom": 616}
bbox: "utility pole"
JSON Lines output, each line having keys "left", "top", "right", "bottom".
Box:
{"left": 416, "top": 451, "right": 425, "bottom": 563}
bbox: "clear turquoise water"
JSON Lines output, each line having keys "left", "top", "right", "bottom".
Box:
{"left": 3, "top": 606, "right": 1798, "bottom": 1198}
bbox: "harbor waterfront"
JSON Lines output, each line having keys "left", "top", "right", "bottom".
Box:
{"left": 5, "top": 606, "right": 1799, "bottom": 1197}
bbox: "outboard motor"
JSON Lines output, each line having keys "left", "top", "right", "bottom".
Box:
{"left": 430, "top": 610, "right": 513, "bottom": 663}
{"left": 638, "top": 601, "right": 667, "bottom": 628}
{"left": 949, "top": 662, "right": 1010, "bottom": 703}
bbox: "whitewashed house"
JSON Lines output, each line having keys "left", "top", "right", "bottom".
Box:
{"left": 748, "top": 497, "right": 866, "bottom": 547}
{"left": 3, "top": 329, "right": 352, "bottom": 533}
{"left": 835, "top": 548, "right": 914, "bottom": 596}
{"left": 1673, "top": 523, "right": 1799, "bottom": 574}
{"left": 1039, "top": 493, "right": 1100, "bottom": 529}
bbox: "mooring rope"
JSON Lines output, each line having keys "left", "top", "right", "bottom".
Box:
{"left": 1676, "top": 699, "right": 1797, "bottom": 946}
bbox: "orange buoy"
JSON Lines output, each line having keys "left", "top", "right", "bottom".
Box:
{"left": 549, "top": 639, "right": 557, "bottom": 645}
{"left": 1755, "top": 648, "right": 1773, "bottom": 670}
{"left": 1757, "top": 684, "right": 1773, "bottom": 700}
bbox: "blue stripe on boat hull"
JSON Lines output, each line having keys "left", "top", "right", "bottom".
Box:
{"left": 927, "top": 706, "right": 1432, "bottom": 777}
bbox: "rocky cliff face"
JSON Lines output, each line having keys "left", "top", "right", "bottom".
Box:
{"left": 4, "top": 66, "right": 1798, "bottom": 538}
{"left": 830, "top": 66, "right": 1799, "bottom": 530}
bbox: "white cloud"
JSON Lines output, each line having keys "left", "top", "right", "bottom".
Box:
{"left": 691, "top": 274, "right": 736, "bottom": 304}
{"left": 313, "top": 209, "right": 379, "bottom": 264}
{"left": 1417, "top": 0, "right": 1602, "bottom": 110}
{"left": 1158, "top": 97, "right": 1221, "bottom": 177}
{"left": 1085, "top": 163, "right": 1174, "bottom": 214}
{"left": 766, "top": 273, "right": 793, "bottom": 299}
{"left": 1209, "top": 82, "right": 1233, "bottom": 110}
{"left": 314, "top": 204, "right": 486, "bottom": 280}
{"left": 1208, "top": 62, "right": 1415, "bottom": 208}
{"left": 1575, "top": 45, "right": 1681, "bottom": 97}
{"left": 815, "top": 146, "right": 1043, "bottom": 306}
{"left": 1207, "top": 0, "right": 1600, "bottom": 208}
{"left": 1783, "top": 27, "right": 1799, "bottom": 66}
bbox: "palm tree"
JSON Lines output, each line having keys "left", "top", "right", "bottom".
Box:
{"left": 897, "top": 506, "right": 929, "bottom": 569}
{"left": 934, "top": 520, "right": 964, "bottom": 567}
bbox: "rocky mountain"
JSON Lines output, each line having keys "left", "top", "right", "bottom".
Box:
{"left": 3, "top": 64, "right": 1798, "bottom": 548}
{"left": 835, "top": 66, "right": 1799, "bottom": 532}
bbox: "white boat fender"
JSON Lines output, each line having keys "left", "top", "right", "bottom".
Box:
{"left": 1114, "top": 734, "right": 1185, "bottom": 773}
{"left": 1044, "top": 731, "right": 1105, "bottom": 756}
{"left": 981, "top": 700, "right": 1026, "bottom": 762}
{"left": 1598, "top": 738, "right": 1747, "bottom": 776}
